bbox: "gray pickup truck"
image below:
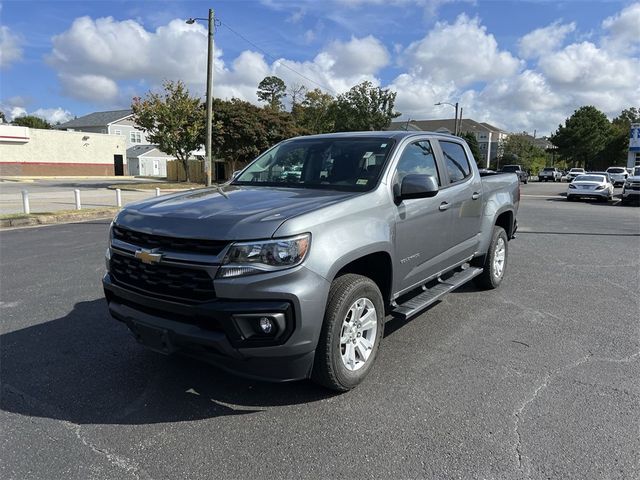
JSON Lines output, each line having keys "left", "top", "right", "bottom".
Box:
{"left": 103, "top": 131, "right": 519, "bottom": 391}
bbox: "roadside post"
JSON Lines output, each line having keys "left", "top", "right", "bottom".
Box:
{"left": 21, "top": 190, "right": 30, "bottom": 215}
{"left": 116, "top": 189, "right": 122, "bottom": 207}
{"left": 74, "top": 189, "right": 81, "bottom": 210}
{"left": 155, "top": 188, "right": 160, "bottom": 197}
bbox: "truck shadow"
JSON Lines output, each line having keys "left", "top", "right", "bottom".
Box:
{"left": 0, "top": 299, "right": 332, "bottom": 426}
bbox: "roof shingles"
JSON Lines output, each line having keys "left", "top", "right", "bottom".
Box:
{"left": 57, "top": 109, "right": 132, "bottom": 129}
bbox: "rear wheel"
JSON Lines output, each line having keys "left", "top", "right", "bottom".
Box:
{"left": 312, "top": 274, "right": 384, "bottom": 392}
{"left": 473, "top": 226, "right": 508, "bottom": 290}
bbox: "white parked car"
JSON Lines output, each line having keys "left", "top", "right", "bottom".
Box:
{"left": 606, "top": 167, "right": 629, "bottom": 186}
{"left": 567, "top": 174, "right": 614, "bottom": 202}
{"left": 565, "top": 168, "right": 586, "bottom": 182}
{"left": 621, "top": 166, "right": 640, "bottom": 205}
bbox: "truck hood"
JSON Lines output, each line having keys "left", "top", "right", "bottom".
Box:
{"left": 115, "top": 185, "right": 358, "bottom": 240}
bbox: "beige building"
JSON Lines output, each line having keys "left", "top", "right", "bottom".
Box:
{"left": 0, "top": 125, "right": 127, "bottom": 175}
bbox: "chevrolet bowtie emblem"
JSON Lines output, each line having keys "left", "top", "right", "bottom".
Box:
{"left": 134, "top": 248, "right": 163, "bottom": 265}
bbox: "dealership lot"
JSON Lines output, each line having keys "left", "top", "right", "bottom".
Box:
{"left": 1, "top": 183, "right": 638, "bottom": 479}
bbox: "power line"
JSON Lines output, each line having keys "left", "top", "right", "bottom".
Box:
{"left": 217, "top": 20, "right": 338, "bottom": 95}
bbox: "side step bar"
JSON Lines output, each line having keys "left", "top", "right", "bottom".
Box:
{"left": 390, "top": 267, "right": 483, "bottom": 320}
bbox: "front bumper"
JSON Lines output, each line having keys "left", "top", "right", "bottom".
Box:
{"left": 103, "top": 268, "right": 329, "bottom": 382}
{"left": 622, "top": 187, "right": 640, "bottom": 200}
{"left": 567, "top": 188, "right": 610, "bottom": 199}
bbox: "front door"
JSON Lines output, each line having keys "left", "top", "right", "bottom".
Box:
{"left": 114, "top": 155, "right": 124, "bottom": 176}
{"left": 152, "top": 159, "right": 160, "bottom": 176}
{"left": 394, "top": 140, "right": 452, "bottom": 293}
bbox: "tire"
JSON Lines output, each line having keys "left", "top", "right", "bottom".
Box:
{"left": 567, "top": 195, "right": 573, "bottom": 201}
{"left": 473, "top": 226, "right": 508, "bottom": 290}
{"left": 523, "top": 178, "right": 528, "bottom": 184}
{"left": 312, "top": 274, "right": 385, "bottom": 392}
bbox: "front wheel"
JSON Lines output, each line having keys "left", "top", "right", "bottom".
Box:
{"left": 473, "top": 226, "right": 508, "bottom": 290}
{"left": 312, "top": 274, "right": 385, "bottom": 392}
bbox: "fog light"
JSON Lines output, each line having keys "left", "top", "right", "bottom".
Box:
{"left": 259, "top": 317, "right": 273, "bottom": 334}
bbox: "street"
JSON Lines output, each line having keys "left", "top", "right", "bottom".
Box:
{"left": 1, "top": 183, "right": 639, "bottom": 479}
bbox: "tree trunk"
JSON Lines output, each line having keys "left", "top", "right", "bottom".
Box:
{"left": 179, "top": 156, "right": 190, "bottom": 183}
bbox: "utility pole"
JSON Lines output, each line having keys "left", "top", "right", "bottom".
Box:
{"left": 205, "top": 8, "right": 215, "bottom": 186}
{"left": 454, "top": 102, "right": 459, "bottom": 136}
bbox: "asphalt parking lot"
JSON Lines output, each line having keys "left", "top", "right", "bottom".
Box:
{"left": 1, "top": 183, "right": 638, "bottom": 479}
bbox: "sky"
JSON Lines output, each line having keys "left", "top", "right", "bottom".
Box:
{"left": 0, "top": 0, "right": 639, "bottom": 136}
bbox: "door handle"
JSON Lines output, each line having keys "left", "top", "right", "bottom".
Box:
{"left": 439, "top": 202, "right": 449, "bottom": 211}
{"left": 471, "top": 192, "right": 481, "bottom": 200}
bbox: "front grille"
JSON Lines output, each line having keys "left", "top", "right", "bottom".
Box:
{"left": 112, "top": 226, "right": 227, "bottom": 256}
{"left": 110, "top": 252, "right": 216, "bottom": 302}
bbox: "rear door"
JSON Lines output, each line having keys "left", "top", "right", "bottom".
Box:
{"left": 434, "top": 139, "right": 483, "bottom": 264}
{"left": 393, "top": 139, "right": 456, "bottom": 292}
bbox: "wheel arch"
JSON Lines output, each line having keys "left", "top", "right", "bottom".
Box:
{"left": 330, "top": 250, "right": 393, "bottom": 307}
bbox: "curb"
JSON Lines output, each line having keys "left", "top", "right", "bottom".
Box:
{"left": 0, "top": 208, "right": 119, "bottom": 229}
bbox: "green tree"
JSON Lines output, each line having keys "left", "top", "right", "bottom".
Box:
{"left": 333, "top": 81, "right": 400, "bottom": 131}
{"left": 211, "top": 98, "right": 300, "bottom": 174}
{"left": 500, "top": 134, "right": 547, "bottom": 172}
{"left": 460, "top": 132, "right": 481, "bottom": 164}
{"left": 0, "top": 111, "right": 7, "bottom": 124}
{"left": 550, "top": 106, "right": 612, "bottom": 170}
{"left": 601, "top": 107, "right": 640, "bottom": 167}
{"left": 257, "top": 76, "right": 287, "bottom": 111}
{"left": 12, "top": 115, "right": 52, "bottom": 129}
{"left": 296, "top": 88, "right": 336, "bottom": 134}
{"left": 132, "top": 80, "right": 204, "bottom": 182}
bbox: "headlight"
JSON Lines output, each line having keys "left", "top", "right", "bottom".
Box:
{"left": 105, "top": 247, "right": 111, "bottom": 272}
{"left": 217, "top": 234, "right": 311, "bottom": 278}
{"left": 569, "top": 184, "right": 576, "bottom": 189}
{"left": 595, "top": 185, "right": 605, "bottom": 190}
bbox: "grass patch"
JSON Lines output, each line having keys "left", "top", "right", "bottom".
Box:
{"left": 108, "top": 182, "right": 205, "bottom": 191}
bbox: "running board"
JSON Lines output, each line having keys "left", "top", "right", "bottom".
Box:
{"left": 390, "top": 267, "right": 483, "bottom": 320}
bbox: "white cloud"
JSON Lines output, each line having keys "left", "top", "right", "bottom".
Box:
{"left": 518, "top": 21, "right": 576, "bottom": 59}
{"left": 48, "top": 16, "right": 210, "bottom": 102}
{"left": 42, "top": 4, "right": 639, "bottom": 136}
{"left": 403, "top": 14, "right": 522, "bottom": 86}
{"left": 5, "top": 106, "right": 73, "bottom": 124}
{"left": 32, "top": 108, "right": 74, "bottom": 124}
{"left": 325, "top": 36, "right": 389, "bottom": 77}
{"left": 602, "top": 2, "right": 640, "bottom": 52}
{"left": 0, "top": 25, "right": 23, "bottom": 68}
{"left": 59, "top": 74, "right": 119, "bottom": 102}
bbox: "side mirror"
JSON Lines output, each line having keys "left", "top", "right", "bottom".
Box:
{"left": 232, "top": 170, "right": 241, "bottom": 180}
{"left": 398, "top": 174, "right": 439, "bottom": 201}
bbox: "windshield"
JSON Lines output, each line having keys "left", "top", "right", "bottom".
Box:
{"left": 543, "top": 167, "right": 555, "bottom": 171}
{"left": 569, "top": 168, "right": 584, "bottom": 173}
{"left": 607, "top": 168, "right": 625, "bottom": 173}
{"left": 634, "top": 167, "right": 640, "bottom": 176}
{"left": 502, "top": 165, "right": 519, "bottom": 172}
{"left": 575, "top": 175, "right": 605, "bottom": 182}
{"left": 233, "top": 137, "right": 396, "bottom": 191}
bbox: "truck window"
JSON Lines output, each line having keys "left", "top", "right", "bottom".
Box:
{"left": 440, "top": 141, "right": 471, "bottom": 184}
{"left": 395, "top": 141, "right": 440, "bottom": 185}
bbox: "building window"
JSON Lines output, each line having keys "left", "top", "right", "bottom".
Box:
{"left": 114, "top": 129, "right": 122, "bottom": 135}
{"left": 130, "top": 131, "right": 142, "bottom": 143}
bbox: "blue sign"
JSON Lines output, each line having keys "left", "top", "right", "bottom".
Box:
{"left": 630, "top": 123, "right": 640, "bottom": 152}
